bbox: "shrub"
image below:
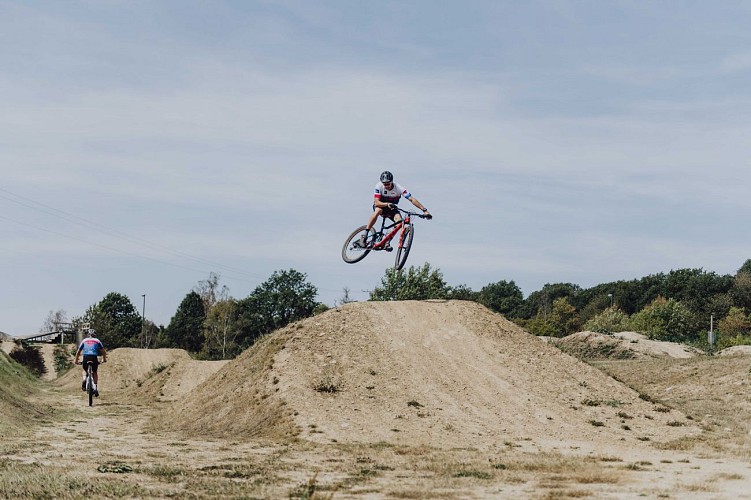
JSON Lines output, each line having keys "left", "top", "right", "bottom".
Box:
{"left": 629, "top": 297, "right": 697, "bottom": 342}
{"left": 526, "top": 297, "right": 580, "bottom": 337}
{"left": 9, "top": 343, "right": 46, "bottom": 377}
{"left": 53, "top": 345, "right": 73, "bottom": 374}
{"left": 717, "top": 307, "right": 751, "bottom": 346}
{"left": 584, "top": 306, "right": 630, "bottom": 334}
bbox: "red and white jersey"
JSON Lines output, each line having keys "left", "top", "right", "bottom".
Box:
{"left": 374, "top": 182, "right": 412, "bottom": 205}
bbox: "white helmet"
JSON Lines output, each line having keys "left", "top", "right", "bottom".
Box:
{"left": 87, "top": 328, "right": 96, "bottom": 338}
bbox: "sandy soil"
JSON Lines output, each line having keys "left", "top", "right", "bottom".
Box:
{"left": 1, "top": 341, "right": 15, "bottom": 355}
{"left": 2, "top": 301, "right": 751, "bottom": 498}
{"left": 717, "top": 345, "right": 751, "bottom": 356}
{"left": 554, "top": 330, "right": 702, "bottom": 360}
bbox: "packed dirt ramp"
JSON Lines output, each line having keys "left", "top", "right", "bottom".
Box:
{"left": 153, "top": 300, "right": 699, "bottom": 449}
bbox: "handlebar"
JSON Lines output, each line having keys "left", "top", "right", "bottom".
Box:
{"left": 395, "top": 206, "right": 432, "bottom": 219}
{"left": 75, "top": 359, "right": 106, "bottom": 365}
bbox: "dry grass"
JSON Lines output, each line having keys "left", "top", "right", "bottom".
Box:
{"left": 594, "top": 356, "right": 751, "bottom": 456}
{"left": 3, "top": 304, "right": 751, "bottom": 498}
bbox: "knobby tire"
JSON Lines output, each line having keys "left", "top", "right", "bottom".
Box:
{"left": 87, "top": 370, "right": 94, "bottom": 406}
{"left": 342, "top": 225, "right": 375, "bottom": 264}
{"left": 394, "top": 224, "right": 414, "bottom": 270}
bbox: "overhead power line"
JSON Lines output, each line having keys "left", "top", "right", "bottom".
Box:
{"left": 0, "top": 187, "right": 265, "bottom": 283}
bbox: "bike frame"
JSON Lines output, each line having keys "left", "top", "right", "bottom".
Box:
{"left": 341, "top": 206, "right": 426, "bottom": 269}
{"left": 371, "top": 209, "right": 412, "bottom": 251}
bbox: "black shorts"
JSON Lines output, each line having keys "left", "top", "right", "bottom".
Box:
{"left": 82, "top": 355, "right": 99, "bottom": 373}
{"left": 373, "top": 204, "right": 399, "bottom": 220}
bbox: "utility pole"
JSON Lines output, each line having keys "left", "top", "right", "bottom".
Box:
{"left": 141, "top": 294, "right": 146, "bottom": 348}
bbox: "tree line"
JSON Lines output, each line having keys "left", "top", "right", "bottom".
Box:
{"left": 44, "top": 259, "right": 751, "bottom": 359}
{"left": 48, "top": 269, "right": 325, "bottom": 360}
{"left": 369, "top": 260, "right": 751, "bottom": 350}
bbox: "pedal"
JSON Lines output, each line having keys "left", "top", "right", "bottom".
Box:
{"left": 384, "top": 246, "right": 393, "bottom": 252}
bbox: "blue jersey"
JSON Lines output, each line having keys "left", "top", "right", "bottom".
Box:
{"left": 78, "top": 338, "right": 105, "bottom": 356}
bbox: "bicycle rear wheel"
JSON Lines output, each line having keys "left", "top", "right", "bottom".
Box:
{"left": 394, "top": 224, "right": 414, "bottom": 270}
{"left": 342, "top": 225, "right": 375, "bottom": 264}
{"left": 87, "top": 377, "right": 94, "bottom": 406}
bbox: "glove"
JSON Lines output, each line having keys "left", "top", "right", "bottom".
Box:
{"left": 387, "top": 203, "right": 397, "bottom": 210}
{"left": 423, "top": 209, "right": 432, "bottom": 220}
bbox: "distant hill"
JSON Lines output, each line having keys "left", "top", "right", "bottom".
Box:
{"left": 0, "top": 331, "right": 12, "bottom": 341}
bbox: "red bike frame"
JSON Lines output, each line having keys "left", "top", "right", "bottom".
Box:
{"left": 372, "top": 213, "right": 411, "bottom": 251}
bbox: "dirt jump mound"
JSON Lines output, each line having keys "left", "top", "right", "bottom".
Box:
{"left": 553, "top": 331, "right": 702, "bottom": 360}
{"left": 153, "top": 301, "right": 699, "bottom": 449}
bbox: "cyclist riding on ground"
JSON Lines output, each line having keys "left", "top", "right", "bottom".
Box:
{"left": 74, "top": 328, "right": 107, "bottom": 397}
{"left": 358, "top": 171, "right": 432, "bottom": 249}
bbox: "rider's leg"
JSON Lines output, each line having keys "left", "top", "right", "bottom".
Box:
{"left": 366, "top": 207, "right": 382, "bottom": 231}
{"left": 82, "top": 367, "right": 87, "bottom": 391}
{"left": 359, "top": 208, "right": 383, "bottom": 247}
{"left": 383, "top": 213, "right": 402, "bottom": 251}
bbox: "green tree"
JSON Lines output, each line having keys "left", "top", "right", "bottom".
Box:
{"left": 202, "top": 298, "right": 238, "bottom": 359}
{"left": 661, "top": 268, "right": 733, "bottom": 319}
{"left": 448, "top": 284, "right": 478, "bottom": 301}
{"left": 549, "top": 297, "right": 580, "bottom": 337}
{"left": 81, "top": 292, "right": 141, "bottom": 348}
{"left": 629, "top": 297, "right": 697, "bottom": 342}
{"left": 477, "top": 280, "right": 523, "bottom": 317}
{"left": 730, "top": 272, "right": 751, "bottom": 311}
{"left": 718, "top": 307, "right": 751, "bottom": 338}
{"left": 715, "top": 306, "right": 751, "bottom": 350}
{"left": 518, "top": 283, "right": 581, "bottom": 319}
{"left": 165, "top": 291, "right": 206, "bottom": 352}
{"left": 370, "top": 263, "right": 450, "bottom": 301}
{"left": 524, "top": 297, "right": 580, "bottom": 337}
{"left": 235, "top": 269, "right": 319, "bottom": 348}
{"left": 737, "top": 259, "right": 751, "bottom": 275}
{"left": 584, "top": 307, "right": 630, "bottom": 334}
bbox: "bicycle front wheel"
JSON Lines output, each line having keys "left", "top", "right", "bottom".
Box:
{"left": 394, "top": 224, "right": 414, "bottom": 270}
{"left": 342, "top": 225, "right": 375, "bottom": 264}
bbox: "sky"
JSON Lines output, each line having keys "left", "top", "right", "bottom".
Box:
{"left": 3, "top": 0, "right": 751, "bottom": 335}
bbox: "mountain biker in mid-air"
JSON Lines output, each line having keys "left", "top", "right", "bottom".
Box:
{"left": 358, "top": 171, "right": 432, "bottom": 249}
{"left": 74, "top": 328, "right": 107, "bottom": 397}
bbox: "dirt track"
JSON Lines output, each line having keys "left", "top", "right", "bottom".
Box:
{"left": 3, "top": 301, "right": 751, "bottom": 498}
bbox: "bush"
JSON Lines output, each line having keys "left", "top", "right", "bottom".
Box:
{"left": 9, "top": 343, "right": 46, "bottom": 377}
{"left": 629, "top": 297, "right": 697, "bottom": 342}
{"left": 53, "top": 345, "right": 74, "bottom": 375}
{"left": 584, "top": 307, "right": 630, "bottom": 334}
{"left": 718, "top": 307, "right": 751, "bottom": 337}
{"left": 715, "top": 333, "right": 751, "bottom": 351}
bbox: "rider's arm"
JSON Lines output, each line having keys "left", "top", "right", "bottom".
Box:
{"left": 74, "top": 346, "right": 82, "bottom": 364}
{"left": 408, "top": 196, "right": 431, "bottom": 216}
{"left": 100, "top": 346, "right": 108, "bottom": 363}
{"left": 374, "top": 198, "right": 392, "bottom": 209}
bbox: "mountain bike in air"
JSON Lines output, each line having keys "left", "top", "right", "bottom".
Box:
{"left": 342, "top": 207, "right": 429, "bottom": 270}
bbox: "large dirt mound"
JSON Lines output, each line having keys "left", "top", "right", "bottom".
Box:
{"left": 153, "top": 301, "right": 699, "bottom": 449}
{"left": 554, "top": 331, "right": 701, "bottom": 360}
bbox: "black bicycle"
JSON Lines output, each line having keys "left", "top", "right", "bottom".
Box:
{"left": 79, "top": 359, "right": 104, "bottom": 406}
{"left": 342, "top": 207, "right": 429, "bottom": 271}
